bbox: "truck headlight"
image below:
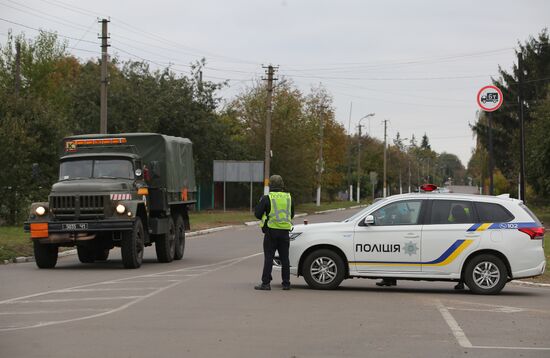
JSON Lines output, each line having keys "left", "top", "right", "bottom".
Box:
{"left": 35, "top": 206, "right": 46, "bottom": 216}
{"left": 116, "top": 204, "right": 126, "bottom": 214}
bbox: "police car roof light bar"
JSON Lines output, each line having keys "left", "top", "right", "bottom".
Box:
{"left": 420, "top": 184, "right": 438, "bottom": 192}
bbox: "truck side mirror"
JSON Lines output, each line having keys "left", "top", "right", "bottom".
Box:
{"left": 364, "top": 215, "right": 375, "bottom": 225}
{"left": 149, "top": 161, "right": 161, "bottom": 179}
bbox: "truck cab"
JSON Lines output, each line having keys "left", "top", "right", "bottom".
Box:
{"left": 25, "top": 133, "right": 196, "bottom": 269}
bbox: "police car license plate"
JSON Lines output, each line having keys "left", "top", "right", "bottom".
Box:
{"left": 62, "top": 223, "right": 88, "bottom": 231}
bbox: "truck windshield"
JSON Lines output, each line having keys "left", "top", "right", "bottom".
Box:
{"left": 60, "top": 159, "right": 134, "bottom": 180}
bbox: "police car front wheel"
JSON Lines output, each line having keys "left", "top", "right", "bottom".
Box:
{"left": 464, "top": 254, "right": 508, "bottom": 295}
{"left": 302, "top": 249, "right": 345, "bottom": 290}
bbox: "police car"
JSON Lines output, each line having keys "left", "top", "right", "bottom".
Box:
{"left": 283, "top": 185, "right": 545, "bottom": 294}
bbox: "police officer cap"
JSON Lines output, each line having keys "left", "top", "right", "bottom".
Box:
{"left": 269, "top": 175, "right": 285, "bottom": 190}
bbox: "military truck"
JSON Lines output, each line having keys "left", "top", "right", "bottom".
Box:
{"left": 24, "top": 133, "right": 196, "bottom": 269}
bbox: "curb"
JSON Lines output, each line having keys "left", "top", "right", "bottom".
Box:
{"left": 511, "top": 280, "right": 550, "bottom": 288}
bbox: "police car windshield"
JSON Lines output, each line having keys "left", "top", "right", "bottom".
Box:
{"left": 60, "top": 159, "right": 134, "bottom": 180}
{"left": 343, "top": 198, "right": 388, "bottom": 222}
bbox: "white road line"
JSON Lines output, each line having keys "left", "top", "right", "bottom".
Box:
{"left": 8, "top": 296, "right": 144, "bottom": 304}
{"left": 0, "top": 308, "right": 109, "bottom": 315}
{"left": 0, "top": 252, "right": 262, "bottom": 332}
{"left": 435, "top": 299, "right": 550, "bottom": 351}
{"left": 473, "top": 346, "right": 550, "bottom": 351}
{"left": 447, "top": 306, "right": 524, "bottom": 313}
{"left": 435, "top": 299, "right": 473, "bottom": 348}
{"left": 60, "top": 288, "right": 160, "bottom": 292}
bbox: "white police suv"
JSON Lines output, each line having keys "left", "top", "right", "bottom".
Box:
{"left": 285, "top": 185, "right": 545, "bottom": 294}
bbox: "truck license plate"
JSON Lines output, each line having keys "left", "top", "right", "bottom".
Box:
{"left": 62, "top": 223, "right": 88, "bottom": 231}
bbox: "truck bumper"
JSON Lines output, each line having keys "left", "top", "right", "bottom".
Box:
{"left": 24, "top": 220, "right": 134, "bottom": 244}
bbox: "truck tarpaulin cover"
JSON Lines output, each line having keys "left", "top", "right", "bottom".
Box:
{"left": 62, "top": 133, "right": 196, "bottom": 194}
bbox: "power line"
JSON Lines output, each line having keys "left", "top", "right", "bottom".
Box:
{"left": 0, "top": 0, "right": 93, "bottom": 33}
{"left": 0, "top": 17, "right": 97, "bottom": 44}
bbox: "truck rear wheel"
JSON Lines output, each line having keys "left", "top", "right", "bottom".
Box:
{"left": 121, "top": 217, "right": 144, "bottom": 269}
{"left": 77, "top": 246, "right": 95, "bottom": 263}
{"left": 33, "top": 241, "right": 58, "bottom": 269}
{"left": 155, "top": 217, "right": 176, "bottom": 263}
{"left": 174, "top": 215, "right": 185, "bottom": 260}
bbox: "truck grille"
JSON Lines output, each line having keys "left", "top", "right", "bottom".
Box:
{"left": 50, "top": 195, "right": 106, "bottom": 220}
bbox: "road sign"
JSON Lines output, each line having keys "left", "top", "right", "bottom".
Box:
{"left": 477, "top": 85, "right": 503, "bottom": 112}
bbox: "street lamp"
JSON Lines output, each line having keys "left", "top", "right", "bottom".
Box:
{"left": 356, "top": 113, "right": 375, "bottom": 203}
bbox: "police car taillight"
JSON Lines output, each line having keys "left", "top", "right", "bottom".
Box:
{"left": 518, "top": 227, "right": 545, "bottom": 240}
{"left": 420, "top": 184, "right": 438, "bottom": 192}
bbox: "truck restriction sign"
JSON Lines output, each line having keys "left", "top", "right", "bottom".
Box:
{"left": 477, "top": 85, "right": 503, "bottom": 112}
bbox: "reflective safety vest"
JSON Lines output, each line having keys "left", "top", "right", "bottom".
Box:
{"left": 260, "top": 192, "right": 293, "bottom": 230}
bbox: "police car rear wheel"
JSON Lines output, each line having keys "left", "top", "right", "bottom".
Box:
{"left": 464, "top": 254, "right": 507, "bottom": 295}
{"left": 303, "top": 249, "right": 345, "bottom": 290}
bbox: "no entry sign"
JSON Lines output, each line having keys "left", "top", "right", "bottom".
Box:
{"left": 477, "top": 85, "right": 503, "bottom": 112}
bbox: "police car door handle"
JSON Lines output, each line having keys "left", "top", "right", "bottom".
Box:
{"left": 404, "top": 233, "right": 419, "bottom": 238}
{"left": 465, "top": 232, "right": 480, "bottom": 238}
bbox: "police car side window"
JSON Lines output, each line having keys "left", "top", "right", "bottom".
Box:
{"left": 371, "top": 200, "right": 422, "bottom": 226}
{"left": 474, "top": 202, "right": 514, "bottom": 222}
{"left": 429, "top": 200, "right": 475, "bottom": 224}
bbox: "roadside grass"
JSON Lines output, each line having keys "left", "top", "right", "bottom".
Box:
{"left": 0, "top": 227, "right": 32, "bottom": 262}
{"left": 530, "top": 206, "right": 550, "bottom": 283}
{"left": 0, "top": 200, "right": 369, "bottom": 262}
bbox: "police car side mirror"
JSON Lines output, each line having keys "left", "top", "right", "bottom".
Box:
{"left": 364, "top": 215, "right": 375, "bottom": 225}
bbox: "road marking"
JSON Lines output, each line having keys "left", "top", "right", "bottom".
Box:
{"left": 0, "top": 252, "right": 262, "bottom": 332}
{"left": 0, "top": 308, "right": 109, "bottom": 315}
{"left": 447, "top": 306, "right": 524, "bottom": 313}
{"left": 435, "top": 299, "right": 472, "bottom": 348}
{"left": 435, "top": 299, "right": 550, "bottom": 351}
{"left": 59, "top": 288, "right": 160, "bottom": 292}
{"left": 8, "top": 296, "right": 144, "bottom": 304}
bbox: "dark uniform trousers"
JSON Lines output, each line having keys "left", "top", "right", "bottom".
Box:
{"left": 262, "top": 228, "right": 290, "bottom": 286}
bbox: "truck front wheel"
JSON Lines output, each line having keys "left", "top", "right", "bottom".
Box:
{"left": 121, "top": 217, "right": 144, "bottom": 269}
{"left": 155, "top": 217, "right": 176, "bottom": 263}
{"left": 33, "top": 241, "right": 58, "bottom": 269}
{"left": 174, "top": 215, "right": 185, "bottom": 260}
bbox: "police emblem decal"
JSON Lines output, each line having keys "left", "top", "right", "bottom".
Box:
{"left": 403, "top": 241, "right": 419, "bottom": 256}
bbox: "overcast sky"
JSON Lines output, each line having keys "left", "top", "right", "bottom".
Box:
{"left": 1, "top": 0, "right": 549, "bottom": 166}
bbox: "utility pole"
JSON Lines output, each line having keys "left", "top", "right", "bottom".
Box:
{"left": 262, "top": 65, "right": 277, "bottom": 195}
{"left": 316, "top": 105, "right": 326, "bottom": 206}
{"left": 357, "top": 124, "right": 362, "bottom": 203}
{"left": 347, "top": 102, "right": 353, "bottom": 201}
{"left": 383, "top": 119, "right": 388, "bottom": 197}
{"left": 518, "top": 53, "right": 526, "bottom": 202}
{"left": 488, "top": 114, "right": 494, "bottom": 195}
{"left": 99, "top": 18, "right": 110, "bottom": 134}
{"left": 14, "top": 41, "right": 21, "bottom": 97}
{"left": 408, "top": 160, "right": 411, "bottom": 193}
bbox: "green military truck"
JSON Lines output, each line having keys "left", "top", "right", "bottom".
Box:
{"left": 24, "top": 133, "right": 196, "bottom": 269}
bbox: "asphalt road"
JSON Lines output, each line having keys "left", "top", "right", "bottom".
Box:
{"left": 1, "top": 208, "right": 550, "bottom": 358}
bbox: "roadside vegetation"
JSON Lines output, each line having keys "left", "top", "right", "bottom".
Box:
{"left": 0, "top": 201, "right": 368, "bottom": 262}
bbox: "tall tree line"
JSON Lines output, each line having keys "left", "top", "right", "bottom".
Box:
{"left": 0, "top": 31, "right": 469, "bottom": 224}
{"left": 470, "top": 29, "right": 550, "bottom": 200}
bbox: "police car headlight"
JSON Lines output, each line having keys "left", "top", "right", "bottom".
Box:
{"left": 289, "top": 232, "right": 302, "bottom": 241}
{"left": 116, "top": 204, "right": 126, "bottom": 214}
{"left": 35, "top": 206, "right": 46, "bottom": 216}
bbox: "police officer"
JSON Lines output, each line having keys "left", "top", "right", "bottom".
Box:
{"left": 254, "top": 175, "right": 294, "bottom": 291}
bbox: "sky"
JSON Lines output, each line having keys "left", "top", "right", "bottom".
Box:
{"left": 1, "top": 0, "right": 549, "bottom": 166}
